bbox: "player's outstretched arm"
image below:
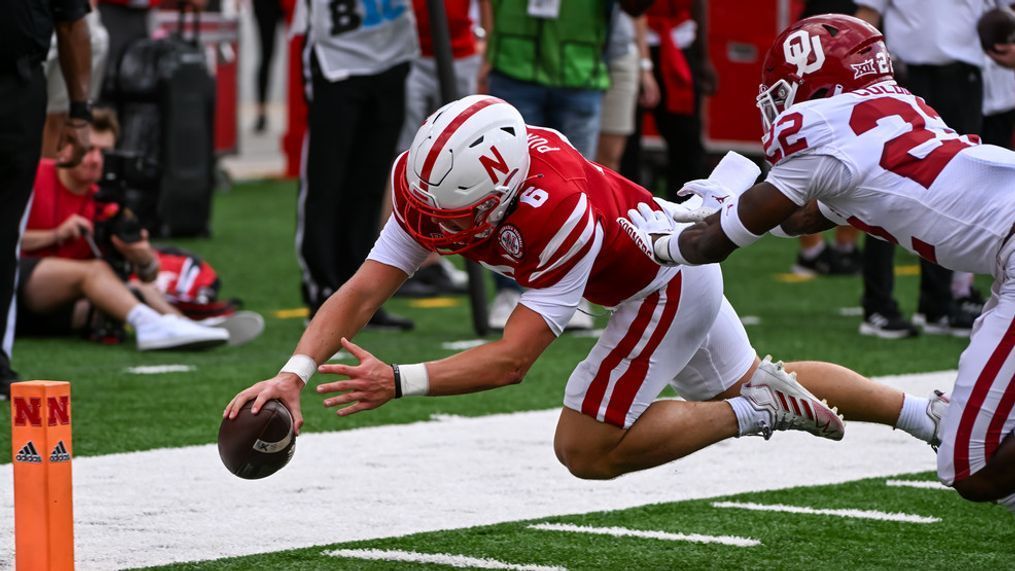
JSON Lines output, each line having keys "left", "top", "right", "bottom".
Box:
{"left": 316, "top": 304, "right": 557, "bottom": 416}
{"left": 223, "top": 260, "right": 410, "bottom": 432}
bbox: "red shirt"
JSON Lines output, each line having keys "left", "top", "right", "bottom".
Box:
{"left": 394, "top": 127, "right": 666, "bottom": 308}
{"left": 413, "top": 0, "right": 477, "bottom": 59}
{"left": 25, "top": 159, "right": 98, "bottom": 261}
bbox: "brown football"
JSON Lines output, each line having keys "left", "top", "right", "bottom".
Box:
{"left": 978, "top": 8, "right": 1015, "bottom": 53}
{"left": 218, "top": 399, "right": 296, "bottom": 480}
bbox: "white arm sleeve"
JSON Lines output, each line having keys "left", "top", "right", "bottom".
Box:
{"left": 764, "top": 153, "right": 854, "bottom": 206}
{"left": 518, "top": 223, "right": 603, "bottom": 336}
{"left": 366, "top": 215, "right": 431, "bottom": 276}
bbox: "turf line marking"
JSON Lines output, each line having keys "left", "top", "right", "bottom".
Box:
{"left": 125, "top": 365, "right": 195, "bottom": 375}
{"left": 324, "top": 548, "right": 566, "bottom": 570}
{"left": 885, "top": 479, "right": 953, "bottom": 491}
{"left": 442, "top": 339, "right": 490, "bottom": 350}
{"left": 529, "top": 523, "right": 760, "bottom": 547}
{"left": 711, "top": 501, "right": 940, "bottom": 523}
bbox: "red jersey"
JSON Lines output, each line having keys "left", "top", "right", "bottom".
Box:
{"left": 25, "top": 159, "right": 98, "bottom": 261}
{"left": 412, "top": 0, "right": 477, "bottom": 58}
{"left": 393, "top": 127, "right": 670, "bottom": 308}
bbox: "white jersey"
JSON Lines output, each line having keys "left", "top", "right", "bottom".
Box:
{"left": 307, "top": 0, "right": 418, "bottom": 82}
{"left": 765, "top": 81, "right": 1015, "bottom": 277}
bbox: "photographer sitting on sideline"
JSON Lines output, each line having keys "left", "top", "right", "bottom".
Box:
{"left": 18, "top": 109, "right": 242, "bottom": 351}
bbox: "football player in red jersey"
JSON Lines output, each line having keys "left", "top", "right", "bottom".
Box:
{"left": 226, "top": 95, "right": 944, "bottom": 481}
{"left": 622, "top": 14, "right": 1015, "bottom": 508}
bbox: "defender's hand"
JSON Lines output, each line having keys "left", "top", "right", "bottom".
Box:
{"left": 223, "top": 374, "right": 305, "bottom": 434}
{"left": 56, "top": 119, "right": 90, "bottom": 168}
{"left": 618, "top": 202, "right": 678, "bottom": 265}
{"left": 677, "top": 178, "right": 735, "bottom": 210}
{"left": 316, "top": 337, "right": 395, "bottom": 417}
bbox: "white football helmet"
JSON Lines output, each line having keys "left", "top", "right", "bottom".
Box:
{"left": 395, "top": 95, "right": 530, "bottom": 254}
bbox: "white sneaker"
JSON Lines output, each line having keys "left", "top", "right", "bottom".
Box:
{"left": 741, "top": 356, "right": 845, "bottom": 441}
{"left": 136, "top": 314, "right": 229, "bottom": 351}
{"left": 564, "top": 300, "right": 595, "bottom": 331}
{"left": 488, "top": 289, "right": 522, "bottom": 330}
{"left": 198, "top": 311, "right": 265, "bottom": 347}
{"left": 927, "top": 390, "right": 950, "bottom": 450}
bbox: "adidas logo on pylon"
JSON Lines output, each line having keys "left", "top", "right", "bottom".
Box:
{"left": 49, "top": 440, "right": 71, "bottom": 463}
{"left": 15, "top": 441, "right": 42, "bottom": 463}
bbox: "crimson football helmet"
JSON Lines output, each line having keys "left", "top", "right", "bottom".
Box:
{"left": 395, "top": 95, "right": 530, "bottom": 254}
{"left": 757, "top": 14, "right": 893, "bottom": 131}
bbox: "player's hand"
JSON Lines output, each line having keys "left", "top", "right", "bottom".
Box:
{"left": 989, "top": 43, "right": 1015, "bottom": 69}
{"left": 698, "top": 59, "right": 718, "bottom": 96}
{"left": 618, "top": 202, "right": 678, "bottom": 265}
{"left": 639, "top": 69, "right": 660, "bottom": 108}
{"left": 55, "top": 214, "right": 93, "bottom": 242}
{"left": 316, "top": 337, "right": 395, "bottom": 417}
{"left": 223, "top": 374, "right": 305, "bottom": 434}
{"left": 55, "top": 118, "right": 90, "bottom": 168}
{"left": 677, "top": 178, "right": 736, "bottom": 211}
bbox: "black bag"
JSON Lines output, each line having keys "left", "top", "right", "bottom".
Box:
{"left": 115, "top": 6, "right": 216, "bottom": 237}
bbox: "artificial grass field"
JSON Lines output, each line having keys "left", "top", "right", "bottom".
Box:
{"left": 3, "top": 180, "right": 1011, "bottom": 569}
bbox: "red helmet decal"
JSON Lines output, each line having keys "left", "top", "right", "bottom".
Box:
{"left": 479, "top": 145, "right": 510, "bottom": 183}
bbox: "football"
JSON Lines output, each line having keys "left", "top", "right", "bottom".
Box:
{"left": 978, "top": 8, "right": 1015, "bottom": 53}
{"left": 218, "top": 399, "right": 296, "bottom": 480}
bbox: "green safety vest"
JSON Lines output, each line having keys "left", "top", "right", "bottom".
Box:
{"left": 488, "top": 0, "right": 612, "bottom": 90}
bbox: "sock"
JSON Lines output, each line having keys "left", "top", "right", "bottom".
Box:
{"left": 895, "top": 394, "right": 934, "bottom": 442}
{"left": 998, "top": 492, "right": 1015, "bottom": 514}
{"left": 727, "top": 396, "right": 770, "bottom": 437}
{"left": 800, "top": 241, "right": 826, "bottom": 260}
{"left": 126, "top": 304, "right": 161, "bottom": 330}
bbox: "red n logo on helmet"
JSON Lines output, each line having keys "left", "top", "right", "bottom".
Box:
{"left": 479, "top": 146, "right": 511, "bottom": 183}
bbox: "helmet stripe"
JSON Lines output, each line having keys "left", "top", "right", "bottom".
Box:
{"left": 419, "top": 97, "right": 500, "bottom": 190}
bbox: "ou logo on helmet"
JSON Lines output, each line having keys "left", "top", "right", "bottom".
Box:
{"left": 784, "top": 30, "right": 825, "bottom": 76}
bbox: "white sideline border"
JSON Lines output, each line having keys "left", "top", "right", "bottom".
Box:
{"left": 0, "top": 370, "right": 955, "bottom": 569}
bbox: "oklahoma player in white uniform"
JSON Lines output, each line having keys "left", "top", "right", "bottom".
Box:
{"left": 225, "top": 94, "right": 942, "bottom": 481}
{"left": 623, "top": 14, "right": 1014, "bottom": 507}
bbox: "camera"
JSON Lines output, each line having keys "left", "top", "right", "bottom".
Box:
{"left": 89, "top": 150, "right": 151, "bottom": 277}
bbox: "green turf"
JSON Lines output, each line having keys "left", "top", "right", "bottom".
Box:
{"left": 146, "top": 472, "right": 1014, "bottom": 570}
{"left": 0, "top": 180, "right": 984, "bottom": 461}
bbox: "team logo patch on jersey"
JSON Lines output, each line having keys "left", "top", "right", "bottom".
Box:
{"left": 851, "top": 58, "right": 879, "bottom": 79}
{"left": 784, "top": 30, "right": 825, "bottom": 76}
{"left": 498, "top": 225, "right": 524, "bottom": 259}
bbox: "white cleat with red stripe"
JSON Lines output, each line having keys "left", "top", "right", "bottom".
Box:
{"left": 741, "top": 356, "right": 846, "bottom": 441}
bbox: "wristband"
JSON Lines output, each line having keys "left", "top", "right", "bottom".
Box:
{"left": 719, "top": 198, "right": 763, "bottom": 247}
{"left": 280, "top": 354, "right": 317, "bottom": 385}
{"left": 639, "top": 57, "right": 654, "bottom": 72}
{"left": 393, "top": 363, "right": 429, "bottom": 397}
{"left": 655, "top": 227, "right": 692, "bottom": 266}
{"left": 137, "top": 257, "right": 160, "bottom": 281}
{"left": 69, "top": 100, "right": 93, "bottom": 123}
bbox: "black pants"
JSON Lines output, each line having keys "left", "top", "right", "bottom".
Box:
{"left": 0, "top": 67, "right": 47, "bottom": 378}
{"left": 620, "top": 46, "right": 705, "bottom": 195}
{"left": 252, "top": 0, "right": 282, "bottom": 107}
{"left": 862, "top": 62, "right": 983, "bottom": 319}
{"left": 983, "top": 109, "right": 1015, "bottom": 149}
{"left": 298, "top": 59, "right": 409, "bottom": 313}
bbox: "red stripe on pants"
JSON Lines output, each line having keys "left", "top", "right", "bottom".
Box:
{"left": 985, "top": 368, "right": 1015, "bottom": 461}
{"left": 955, "top": 317, "right": 1015, "bottom": 481}
{"left": 581, "top": 290, "right": 663, "bottom": 421}
{"left": 604, "top": 273, "right": 683, "bottom": 427}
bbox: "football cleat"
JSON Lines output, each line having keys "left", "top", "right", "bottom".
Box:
{"left": 927, "top": 390, "right": 950, "bottom": 450}
{"left": 741, "top": 356, "right": 846, "bottom": 441}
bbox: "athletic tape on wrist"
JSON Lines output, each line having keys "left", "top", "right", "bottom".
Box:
{"left": 397, "top": 363, "right": 429, "bottom": 397}
{"left": 657, "top": 229, "right": 692, "bottom": 266}
{"left": 719, "top": 198, "right": 762, "bottom": 247}
{"left": 280, "top": 354, "right": 316, "bottom": 385}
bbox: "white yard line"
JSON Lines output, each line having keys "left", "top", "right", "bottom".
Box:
{"left": 442, "top": 339, "right": 491, "bottom": 350}
{"left": 528, "top": 523, "right": 760, "bottom": 547}
{"left": 325, "top": 549, "right": 566, "bottom": 571}
{"left": 711, "top": 501, "right": 941, "bottom": 524}
{"left": 885, "top": 479, "right": 953, "bottom": 491}
{"left": 0, "top": 371, "right": 955, "bottom": 569}
{"left": 125, "top": 364, "right": 195, "bottom": 375}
